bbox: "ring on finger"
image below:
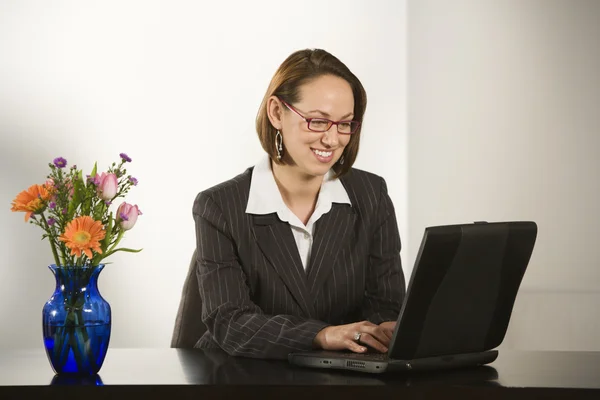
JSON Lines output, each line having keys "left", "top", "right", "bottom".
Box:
{"left": 353, "top": 332, "right": 362, "bottom": 342}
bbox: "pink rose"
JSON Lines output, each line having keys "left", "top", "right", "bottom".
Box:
{"left": 116, "top": 202, "right": 141, "bottom": 231}
{"left": 96, "top": 173, "right": 118, "bottom": 201}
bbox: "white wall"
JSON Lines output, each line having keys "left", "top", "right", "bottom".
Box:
{"left": 408, "top": 0, "right": 600, "bottom": 350}
{"left": 0, "top": 1, "right": 407, "bottom": 348}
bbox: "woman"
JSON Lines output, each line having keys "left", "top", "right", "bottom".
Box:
{"left": 193, "top": 48, "right": 405, "bottom": 360}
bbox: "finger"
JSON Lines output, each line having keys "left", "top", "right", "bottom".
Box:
{"left": 382, "top": 328, "right": 393, "bottom": 340}
{"left": 381, "top": 321, "right": 397, "bottom": 332}
{"left": 358, "top": 333, "right": 388, "bottom": 353}
{"left": 386, "top": 323, "right": 397, "bottom": 339}
{"left": 345, "top": 339, "right": 367, "bottom": 354}
{"left": 363, "top": 326, "right": 391, "bottom": 347}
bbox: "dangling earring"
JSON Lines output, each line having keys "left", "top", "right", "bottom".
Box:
{"left": 275, "top": 130, "right": 283, "bottom": 160}
{"left": 339, "top": 155, "right": 345, "bottom": 165}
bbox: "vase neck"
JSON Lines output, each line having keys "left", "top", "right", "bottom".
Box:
{"left": 48, "top": 265, "right": 104, "bottom": 292}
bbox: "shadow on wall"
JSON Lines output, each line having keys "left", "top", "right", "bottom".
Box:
{"left": 0, "top": 121, "right": 65, "bottom": 349}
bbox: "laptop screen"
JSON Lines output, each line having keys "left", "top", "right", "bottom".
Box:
{"left": 388, "top": 221, "right": 537, "bottom": 360}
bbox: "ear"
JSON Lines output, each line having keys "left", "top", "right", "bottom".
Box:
{"left": 267, "top": 96, "right": 284, "bottom": 130}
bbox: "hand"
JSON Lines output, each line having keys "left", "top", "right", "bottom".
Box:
{"left": 379, "top": 321, "right": 396, "bottom": 339}
{"left": 313, "top": 320, "right": 392, "bottom": 354}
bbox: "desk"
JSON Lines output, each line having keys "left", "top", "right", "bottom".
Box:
{"left": 0, "top": 348, "right": 598, "bottom": 399}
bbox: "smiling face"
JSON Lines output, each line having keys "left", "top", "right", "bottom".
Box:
{"left": 270, "top": 74, "right": 355, "bottom": 178}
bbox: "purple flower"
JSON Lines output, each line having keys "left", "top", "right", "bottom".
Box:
{"left": 53, "top": 157, "right": 67, "bottom": 168}
{"left": 129, "top": 176, "right": 138, "bottom": 186}
{"left": 49, "top": 201, "right": 56, "bottom": 209}
{"left": 62, "top": 209, "right": 67, "bottom": 215}
{"left": 48, "top": 218, "right": 56, "bottom": 226}
{"left": 119, "top": 153, "right": 132, "bottom": 163}
{"left": 87, "top": 174, "right": 100, "bottom": 186}
{"left": 105, "top": 200, "right": 112, "bottom": 205}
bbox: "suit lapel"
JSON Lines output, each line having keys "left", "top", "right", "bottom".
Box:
{"left": 306, "top": 203, "right": 356, "bottom": 298}
{"left": 252, "top": 214, "right": 315, "bottom": 317}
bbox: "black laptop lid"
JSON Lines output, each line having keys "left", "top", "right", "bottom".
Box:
{"left": 388, "top": 221, "right": 537, "bottom": 360}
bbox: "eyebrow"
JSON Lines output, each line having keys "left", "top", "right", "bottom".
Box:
{"left": 307, "top": 109, "right": 355, "bottom": 119}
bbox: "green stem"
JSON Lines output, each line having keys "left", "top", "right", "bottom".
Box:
{"left": 60, "top": 230, "right": 70, "bottom": 266}
{"left": 71, "top": 309, "right": 96, "bottom": 372}
{"left": 60, "top": 245, "right": 68, "bottom": 266}
{"left": 111, "top": 230, "right": 124, "bottom": 251}
{"left": 55, "top": 325, "right": 71, "bottom": 369}
{"left": 92, "top": 227, "right": 122, "bottom": 266}
{"left": 40, "top": 214, "right": 61, "bottom": 266}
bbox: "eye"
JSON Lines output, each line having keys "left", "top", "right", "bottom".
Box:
{"left": 338, "top": 121, "right": 358, "bottom": 133}
{"left": 309, "top": 119, "right": 330, "bottom": 130}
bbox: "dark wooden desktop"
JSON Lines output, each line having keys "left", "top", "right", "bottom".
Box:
{"left": 0, "top": 348, "right": 599, "bottom": 399}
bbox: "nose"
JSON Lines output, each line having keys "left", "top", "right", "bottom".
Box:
{"left": 321, "top": 126, "right": 339, "bottom": 147}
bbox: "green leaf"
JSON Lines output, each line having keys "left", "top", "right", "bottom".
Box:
{"left": 97, "top": 247, "right": 143, "bottom": 261}
{"left": 102, "top": 213, "right": 113, "bottom": 251}
{"left": 81, "top": 163, "right": 98, "bottom": 216}
{"left": 68, "top": 173, "right": 85, "bottom": 218}
{"left": 82, "top": 191, "right": 92, "bottom": 217}
{"left": 116, "top": 247, "right": 143, "bottom": 253}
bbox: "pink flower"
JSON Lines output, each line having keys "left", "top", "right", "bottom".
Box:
{"left": 116, "top": 202, "right": 141, "bottom": 231}
{"left": 96, "top": 173, "right": 118, "bottom": 201}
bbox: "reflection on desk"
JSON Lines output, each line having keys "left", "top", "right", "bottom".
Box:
{"left": 0, "top": 348, "right": 599, "bottom": 399}
{"left": 176, "top": 348, "right": 500, "bottom": 386}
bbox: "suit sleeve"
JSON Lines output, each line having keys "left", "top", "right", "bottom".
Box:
{"left": 193, "top": 192, "right": 329, "bottom": 360}
{"left": 361, "top": 177, "right": 406, "bottom": 324}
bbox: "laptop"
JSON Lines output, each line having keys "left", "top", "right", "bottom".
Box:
{"left": 288, "top": 221, "right": 537, "bottom": 374}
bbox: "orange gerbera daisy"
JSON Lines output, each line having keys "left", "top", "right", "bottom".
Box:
{"left": 59, "top": 216, "right": 106, "bottom": 259}
{"left": 10, "top": 184, "right": 53, "bottom": 221}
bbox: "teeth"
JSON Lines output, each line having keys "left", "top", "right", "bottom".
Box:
{"left": 313, "top": 149, "right": 332, "bottom": 157}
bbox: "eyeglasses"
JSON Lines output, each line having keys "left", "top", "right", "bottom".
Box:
{"left": 279, "top": 98, "right": 361, "bottom": 134}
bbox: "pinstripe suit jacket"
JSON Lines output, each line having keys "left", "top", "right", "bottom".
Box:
{"left": 192, "top": 166, "right": 405, "bottom": 360}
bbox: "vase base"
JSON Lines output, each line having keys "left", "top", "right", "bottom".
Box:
{"left": 51, "top": 373, "right": 104, "bottom": 386}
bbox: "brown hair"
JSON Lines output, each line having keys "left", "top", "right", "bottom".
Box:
{"left": 256, "top": 48, "right": 367, "bottom": 178}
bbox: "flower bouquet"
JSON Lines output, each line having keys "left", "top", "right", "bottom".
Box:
{"left": 10, "top": 153, "right": 142, "bottom": 375}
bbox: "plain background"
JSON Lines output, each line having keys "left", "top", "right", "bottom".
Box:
{"left": 1, "top": 0, "right": 598, "bottom": 351}
{"left": 0, "top": 0, "right": 407, "bottom": 349}
{"left": 409, "top": 0, "right": 600, "bottom": 350}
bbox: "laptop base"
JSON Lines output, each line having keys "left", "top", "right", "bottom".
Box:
{"left": 288, "top": 350, "right": 499, "bottom": 374}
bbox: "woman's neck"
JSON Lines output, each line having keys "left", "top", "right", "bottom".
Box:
{"left": 271, "top": 160, "right": 324, "bottom": 222}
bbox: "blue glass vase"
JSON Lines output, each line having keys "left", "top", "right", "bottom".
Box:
{"left": 42, "top": 264, "right": 111, "bottom": 375}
